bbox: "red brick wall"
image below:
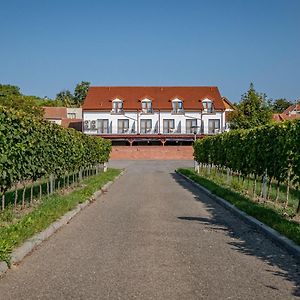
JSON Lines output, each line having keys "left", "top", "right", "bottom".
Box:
{"left": 110, "top": 146, "right": 194, "bottom": 160}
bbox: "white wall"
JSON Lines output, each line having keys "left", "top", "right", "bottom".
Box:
{"left": 83, "top": 110, "right": 226, "bottom": 135}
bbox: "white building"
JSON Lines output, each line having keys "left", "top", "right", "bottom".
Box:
{"left": 82, "top": 86, "right": 230, "bottom": 145}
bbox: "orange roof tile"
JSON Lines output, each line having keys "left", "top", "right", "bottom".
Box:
{"left": 272, "top": 113, "right": 300, "bottom": 122}
{"left": 82, "top": 86, "right": 225, "bottom": 111}
{"left": 43, "top": 107, "right": 67, "bottom": 119}
{"left": 283, "top": 104, "right": 300, "bottom": 114}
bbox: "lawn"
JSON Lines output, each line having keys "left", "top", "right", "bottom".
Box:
{"left": 177, "top": 168, "right": 300, "bottom": 246}
{"left": 0, "top": 169, "right": 121, "bottom": 263}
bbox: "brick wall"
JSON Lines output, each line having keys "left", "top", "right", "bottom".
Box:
{"left": 110, "top": 146, "right": 194, "bottom": 160}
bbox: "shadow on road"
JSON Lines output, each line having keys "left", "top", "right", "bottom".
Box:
{"left": 171, "top": 172, "right": 300, "bottom": 297}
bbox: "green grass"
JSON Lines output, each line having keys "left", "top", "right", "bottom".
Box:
{"left": 177, "top": 168, "right": 300, "bottom": 246}
{"left": 0, "top": 169, "right": 121, "bottom": 263}
{"left": 186, "top": 167, "right": 300, "bottom": 215}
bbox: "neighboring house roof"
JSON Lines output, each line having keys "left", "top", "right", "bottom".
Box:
{"left": 273, "top": 104, "right": 300, "bottom": 122}
{"left": 272, "top": 113, "right": 300, "bottom": 122}
{"left": 283, "top": 104, "right": 300, "bottom": 115}
{"left": 82, "top": 86, "right": 225, "bottom": 111}
{"left": 43, "top": 107, "right": 67, "bottom": 119}
{"left": 221, "top": 96, "right": 235, "bottom": 111}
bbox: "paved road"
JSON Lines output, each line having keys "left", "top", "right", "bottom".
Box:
{"left": 0, "top": 160, "right": 299, "bottom": 299}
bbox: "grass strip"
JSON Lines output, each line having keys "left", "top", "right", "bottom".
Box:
{"left": 0, "top": 169, "right": 121, "bottom": 263}
{"left": 177, "top": 168, "right": 300, "bottom": 246}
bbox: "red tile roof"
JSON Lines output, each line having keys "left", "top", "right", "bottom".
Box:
{"left": 222, "top": 97, "right": 235, "bottom": 110}
{"left": 272, "top": 113, "right": 300, "bottom": 122}
{"left": 82, "top": 86, "right": 225, "bottom": 111}
{"left": 283, "top": 104, "right": 300, "bottom": 114}
{"left": 43, "top": 107, "right": 67, "bottom": 119}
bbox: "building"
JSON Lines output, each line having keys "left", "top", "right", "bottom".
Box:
{"left": 82, "top": 86, "right": 229, "bottom": 145}
{"left": 43, "top": 107, "right": 82, "bottom": 131}
{"left": 221, "top": 96, "right": 235, "bottom": 131}
{"left": 273, "top": 104, "right": 300, "bottom": 122}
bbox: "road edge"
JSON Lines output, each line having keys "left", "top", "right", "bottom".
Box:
{"left": 176, "top": 170, "right": 300, "bottom": 262}
{"left": 0, "top": 169, "right": 125, "bottom": 276}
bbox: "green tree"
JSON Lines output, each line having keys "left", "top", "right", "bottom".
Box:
{"left": 0, "top": 84, "right": 21, "bottom": 98}
{"left": 56, "top": 90, "right": 74, "bottom": 107}
{"left": 0, "top": 84, "right": 43, "bottom": 117}
{"left": 73, "top": 81, "right": 90, "bottom": 106}
{"left": 272, "top": 98, "right": 293, "bottom": 113}
{"left": 228, "top": 83, "right": 272, "bottom": 129}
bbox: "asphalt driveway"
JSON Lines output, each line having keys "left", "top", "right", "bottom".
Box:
{"left": 0, "top": 160, "right": 299, "bottom": 299}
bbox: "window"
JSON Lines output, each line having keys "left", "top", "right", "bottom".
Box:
{"left": 140, "top": 119, "right": 152, "bottom": 133}
{"left": 202, "top": 99, "right": 213, "bottom": 113}
{"left": 112, "top": 99, "right": 123, "bottom": 113}
{"left": 186, "top": 119, "right": 197, "bottom": 133}
{"left": 141, "top": 100, "right": 152, "bottom": 113}
{"left": 163, "top": 119, "right": 175, "bottom": 133}
{"left": 97, "top": 119, "right": 109, "bottom": 133}
{"left": 208, "top": 119, "right": 220, "bottom": 134}
{"left": 118, "top": 119, "right": 129, "bottom": 133}
{"left": 67, "top": 113, "right": 76, "bottom": 119}
{"left": 172, "top": 99, "right": 184, "bottom": 113}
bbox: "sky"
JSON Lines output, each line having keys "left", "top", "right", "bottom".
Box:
{"left": 0, "top": 0, "right": 299, "bottom": 103}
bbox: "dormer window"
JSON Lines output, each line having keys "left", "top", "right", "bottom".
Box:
{"left": 172, "top": 98, "right": 184, "bottom": 114}
{"left": 112, "top": 98, "right": 123, "bottom": 114}
{"left": 141, "top": 98, "right": 152, "bottom": 113}
{"left": 202, "top": 99, "right": 213, "bottom": 113}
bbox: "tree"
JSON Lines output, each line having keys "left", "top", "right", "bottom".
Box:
{"left": 0, "top": 84, "right": 21, "bottom": 98}
{"left": 73, "top": 81, "right": 90, "bottom": 106}
{"left": 272, "top": 98, "right": 293, "bottom": 113}
{"left": 228, "top": 83, "right": 272, "bottom": 129}
{"left": 56, "top": 90, "right": 74, "bottom": 107}
{"left": 0, "top": 84, "right": 43, "bottom": 117}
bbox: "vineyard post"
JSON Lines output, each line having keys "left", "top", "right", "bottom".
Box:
{"left": 30, "top": 182, "right": 34, "bottom": 205}
{"left": 1, "top": 192, "right": 5, "bottom": 211}
{"left": 253, "top": 175, "right": 257, "bottom": 200}
{"left": 50, "top": 174, "right": 54, "bottom": 194}
{"left": 284, "top": 166, "right": 292, "bottom": 209}
{"left": 14, "top": 185, "right": 18, "bottom": 208}
{"left": 226, "top": 168, "right": 229, "bottom": 185}
{"left": 22, "top": 184, "right": 26, "bottom": 208}
{"left": 262, "top": 169, "right": 268, "bottom": 201}
{"left": 39, "top": 180, "right": 42, "bottom": 200}
{"left": 275, "top": 180, "right": 280, "bottom": 203}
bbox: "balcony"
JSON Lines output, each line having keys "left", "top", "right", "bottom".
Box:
{"left": 111, "top": 108, "right": 124, "bottom": 114}
{"left": 171, "top": 108, "right": 185, "bottom": 115}
{"left": 141, "top": 108, "right": 153, "bottom": 114}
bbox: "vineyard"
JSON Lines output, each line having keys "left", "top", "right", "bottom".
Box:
{"left": 0, "top": 106, "right": 111, "bottom": 210}
{"left": 194, "top": 119, "right": 300, "bottom": 214}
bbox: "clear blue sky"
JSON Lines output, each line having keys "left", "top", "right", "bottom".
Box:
{"left": 0, "top": 0, "right": 299, "bottom": 103}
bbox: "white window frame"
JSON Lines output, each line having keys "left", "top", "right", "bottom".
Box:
{"left": 172, "top": 98, "right": 184, "bottom": 114}
{"left": 112, "top": 98, "right": 124, "bottom": 113}
{"left": 202, "top": 99, "right": 213, "bottom": 113}
{"left": 141, "top": 98, "right": 152, "bottom": 113}
{"left": 118, "top": 119, "right": 129, "bottom": 133}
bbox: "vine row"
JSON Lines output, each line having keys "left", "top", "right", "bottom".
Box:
{"left": 194, "top": 120, "right": 300, "bottom": 212}
{"left": 0, "top": 106, "right": 111, "bottom": 209}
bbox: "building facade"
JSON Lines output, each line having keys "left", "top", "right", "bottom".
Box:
{"left": 82, "top": 86, "right": 229, "bottom": 145}
{"left": 43, "top": 107, "right": 82, "bottom": 131}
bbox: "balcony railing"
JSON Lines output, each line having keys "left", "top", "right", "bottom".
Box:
{"left": 111, "top": 108, "right": 124, "bottom": 114}
{"left": 171, "top": 109, "right": 185, "bottom": 115}
{"left": 141, "top": 108, "right": 153, "bottom": 114}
